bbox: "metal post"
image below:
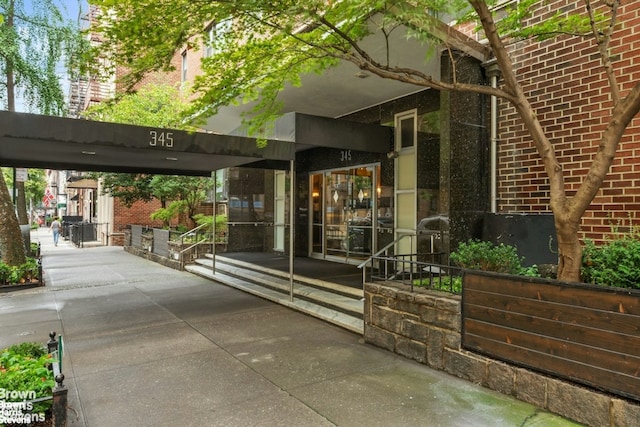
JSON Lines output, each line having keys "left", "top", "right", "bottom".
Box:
{"left": 289, "top": 160, "right": 295, "bottom": 302}
{"left": 52, "top": 374, "right": 67, "bottom": 427}
{"left": 47, "top": 331, "right": 58, "bottom": 354}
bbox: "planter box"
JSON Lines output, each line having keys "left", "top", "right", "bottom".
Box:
{"left": 140, "top": 233, "right": 153, "bottom": 252}
{"left": 0, "top": 281, "right": 43, "bottom": 293}
{"left": 462, "top": 271, "right": 640, "bottom": 402}
{"left": 365, "top": 280, "right": 640, "bottom": 427}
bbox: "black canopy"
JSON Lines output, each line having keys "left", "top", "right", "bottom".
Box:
{"left": 0, "top": 111, "right": 392, "bottom": 175}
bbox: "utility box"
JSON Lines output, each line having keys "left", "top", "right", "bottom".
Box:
{"left": 482, "top": 213, "right": 558, "bottom": 266}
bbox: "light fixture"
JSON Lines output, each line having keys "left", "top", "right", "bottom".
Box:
{"left": 166, "top": 157, "right": 178, "bottom": 161}
{"left": 81, "top": 151, "right": 96, "bottom": 155}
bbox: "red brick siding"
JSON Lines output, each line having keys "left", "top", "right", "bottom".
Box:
{"left": 112, "top": 198, "right": 164, "bottom": 233}
{"left": 110, "top": 37, "right": 209, "bottom": 238}
{"left": 489, "top": 0, "right": 640, "bottom": 243}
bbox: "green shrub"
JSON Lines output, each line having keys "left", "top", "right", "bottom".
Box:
{"left": 0, "top": 258, "right": 40, "bottom": 285}
{"left": 450, "top": 239, "right": 538, "bottom": 276}
{"left": 194, "top": 213, "right": 228, "bottom": 243}
{"left": 6, "top": 342, "right": 47, "bottom": 359}
{"left": 413, "top": 275, "right": 462, "bottom": 294}
{"left": 582, "top": 237, "right": 640, "bottom": 288}
{"left": 0, "top": 263, "right": 10, "bottom": 284}
{"left": 150, "top": 200, "right": 188, "bottom": 227}
{"left": 30, "top": 242, "right": 40, "bottom": 257}
{"left": 0, "top": 342, "right": 55, "bottom": 414}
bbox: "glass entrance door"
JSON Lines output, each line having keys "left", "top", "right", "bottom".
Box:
{"left": 310, "top": 165, "right": 379, "bottom": 263}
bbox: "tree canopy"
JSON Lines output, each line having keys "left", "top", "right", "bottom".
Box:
{"left": 90, "top": 0, "right": 640, "bottom": 281}
{"left": 84, "top": 83, "right": 212, "bottom": 225}
{"left": 0, "top": 0, "right": 88, "bottom": 265}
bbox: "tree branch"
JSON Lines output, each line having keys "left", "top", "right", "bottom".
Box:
{"left": 585, "top": 0, "right": 620, "bottom": 102}
{"left": 470, "top": 0, "right": 567, "bottom": 214}
{"left": 571, "top": 81, "right": 640, "bottom": 220}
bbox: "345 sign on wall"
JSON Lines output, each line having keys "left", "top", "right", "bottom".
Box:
{"left": 148, "top": 130, "right": 174, "bottom": 148}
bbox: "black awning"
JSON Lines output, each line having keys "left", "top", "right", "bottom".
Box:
{"left": 0, "top": 111, "right": 392, "bottom": 176}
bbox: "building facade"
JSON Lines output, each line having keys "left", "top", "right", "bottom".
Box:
{"left": 83, "top": 1, "right": 640, "bottom": 267}
{"left": 489, "top": 0, "right": 640, "bottom": 243}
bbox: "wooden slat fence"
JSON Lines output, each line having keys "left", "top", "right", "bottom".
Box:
{"left": 462, "top": 271, "right": 640, "bottom": 401}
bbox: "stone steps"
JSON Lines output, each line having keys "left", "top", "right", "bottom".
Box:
{"left": 185, "top": 255, "right": 364, "bottom": 334}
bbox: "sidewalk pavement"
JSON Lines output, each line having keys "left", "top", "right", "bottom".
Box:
{"left": 0, "top": 228, "right": 581, "bottom": 426}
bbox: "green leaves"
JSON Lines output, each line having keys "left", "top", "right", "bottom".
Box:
{"left": 0, "top": 257, "right": 40, "bottom": 285}
{"left": 450, "top": 239, "right": 538, "bottom": 276}
{"left": 0, "top": 0, "right": 87, "bottom": 115}
{"left": 494, "top": 0, "right": 598, "bottom": 41}
{"left": 0, "top": 342, "right": 55, "bottom": 414}
{"left": 82, "top": 83, "right": 194, "bottom": 130}
{"left": 582, "top": 236, "right": 640, "bottom": 288}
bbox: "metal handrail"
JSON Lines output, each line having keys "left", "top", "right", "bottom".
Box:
{"left": 357, "top": 233, "right": 417, "bottom": 269}
{"left": 357, "top": 233, "right": 418, "bottom": 285}
{"left": 178, "top": 240, "right": 212, "bottom": 269}
{"left": 368, "top": 254, "right": 462, "bottom": 294}
{"left": 175, "top": 222, "right": 210, "bottom": 242}
{"left": 226, "top": 221, "right": 275, "bottom": 226}
{"left": 173, "top": 223, "right": 214, "bottom": 269}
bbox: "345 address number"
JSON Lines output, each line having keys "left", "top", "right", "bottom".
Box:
{"left": 149, "top": 130, "right": 174, "bottom": 148}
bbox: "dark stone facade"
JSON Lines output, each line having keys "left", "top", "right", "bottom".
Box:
{"left": 225, "top": 53, "right": 490, "bottom": 258}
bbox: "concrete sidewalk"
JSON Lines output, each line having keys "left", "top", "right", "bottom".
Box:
{"left": 0, "top": 228, "right": 581, "bottom": 426}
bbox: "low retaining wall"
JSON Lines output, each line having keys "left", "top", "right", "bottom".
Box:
{"left": 124, "top": 246, "right": 181, "bottom": 270}
{"left": 364, "top": 282, "right": 640, "bottom": 427}
{"left": 463, "top": 271, "right": 640, "bottom": 401}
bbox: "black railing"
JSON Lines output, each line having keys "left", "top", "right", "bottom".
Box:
{"left": 67, "top": 222, "right": 107, "bottom": 248}
{"left": 367, "top": 253, "right": 463, "bottom": 294}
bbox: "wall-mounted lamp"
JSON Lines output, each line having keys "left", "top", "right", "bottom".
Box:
{"left": 387, "top": 150, "right": 399, "bottom": 159}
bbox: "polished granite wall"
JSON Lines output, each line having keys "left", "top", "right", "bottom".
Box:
{"left": 440, "top": 52, "right": 489, "bottom": 253}
{"left": 226, "top": 53, "right": 489, "bottom": 258}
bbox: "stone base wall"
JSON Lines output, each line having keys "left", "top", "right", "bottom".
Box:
{"left": 124, "top": 246, "right": 181, "bottom": 270}
{"left": 364, "top": 282, "right": 640, "bottom": 427}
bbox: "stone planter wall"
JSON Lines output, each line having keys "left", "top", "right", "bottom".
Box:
{"left": 124, "top": 246, "right": 181, "bottom": 270}
{"left": 364, "top": 282, "right": 640, "bottom": 427}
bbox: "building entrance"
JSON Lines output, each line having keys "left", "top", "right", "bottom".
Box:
{"left": 310, "top": 164, "right": 389, "bottom": 264}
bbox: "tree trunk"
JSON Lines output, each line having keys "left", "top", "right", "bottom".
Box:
{"left": 0, "top": 0, "right": 27, "bottom": 265}
{"left": 555, "top": 215, "right": 582, "bottom": 282}
{"left": 0, "top": 173, "right": 27, "bottom": 266}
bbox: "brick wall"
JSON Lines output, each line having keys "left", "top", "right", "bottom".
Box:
{"left": 491, "top": 0, "right": 640, "bottom": 243}
{"left": 111, "top": 198, "right": 215, "bottom": 239}
{"left": 112, "top": 198, "right": 164, "bottom": 234}
{"left": 115, "top": 32, "right": 203, "bottom": 94}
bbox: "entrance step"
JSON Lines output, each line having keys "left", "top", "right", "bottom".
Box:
{"left": 185, "top": 255, "right": 364, "bottom": 334}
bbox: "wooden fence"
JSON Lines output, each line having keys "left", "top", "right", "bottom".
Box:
{"left": 462, "top": 271, "right": 640, "bottom": 402}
